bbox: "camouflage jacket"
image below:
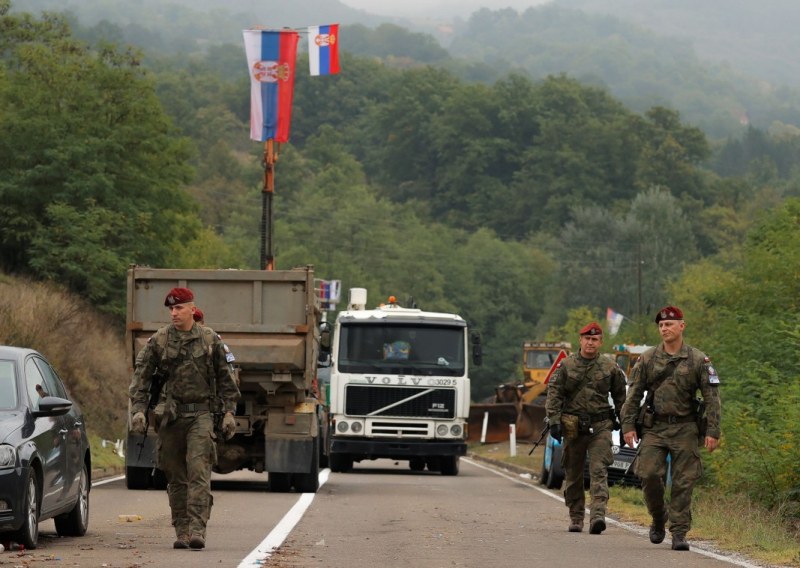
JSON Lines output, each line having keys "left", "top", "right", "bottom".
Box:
{"left": 620, "top": 342, "right": 721, "bottom": 438}
{"left": 129, "top": 324, "right": 240, "bottom": 415}
{"left": 545, "top": 353, "right": 627, "bottom": 425}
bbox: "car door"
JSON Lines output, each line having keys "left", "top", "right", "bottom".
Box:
{"left": 35, "top": 355, "right": 83, "bottom": 504}
{"left": 23, "top": 356, "right": 68, "bottom": 516}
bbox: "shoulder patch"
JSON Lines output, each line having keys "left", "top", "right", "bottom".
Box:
{"left": 707, "top": 364, "right": 720, "bottom": 385}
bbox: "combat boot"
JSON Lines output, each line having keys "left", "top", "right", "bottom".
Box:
{"left": 189, "top": 534, "right": 206, "bottom": 550}
{"left": 589, "top": 518, "right": 606, "bottom": 535}
{"left": 173, "top": 535, "right": 190, "bottom": 549}
{"left": 649, "top": 511, "right": 667, "bottom": 544}
{"left": 671, "top": 534, "right": 690, "bottom": 551}
{"left": 568, "top": 518, "right": 584, "bottom": 532}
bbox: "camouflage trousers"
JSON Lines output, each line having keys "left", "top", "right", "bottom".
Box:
{"left": 561, "top": 421, "right": 613, "bottom": 522}
{"left": 158, "top": 412, "right": 218, "bottom": 538}
{"left": 635, "top": 422, "right": 702, "bottom": 536}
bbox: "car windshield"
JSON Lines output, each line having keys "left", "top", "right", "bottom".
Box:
{"left": 0, "top": 360, "right": 18, "bottom": 409}
{"left": 338, "top": 322, "right": 465, "bottom": 376}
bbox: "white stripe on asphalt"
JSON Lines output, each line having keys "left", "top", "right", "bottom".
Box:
{"left": 237, "top": 468, "right": 330, "bottom": 567}
{"left": 463, "top": 457, "right": 768, "bottom": 568}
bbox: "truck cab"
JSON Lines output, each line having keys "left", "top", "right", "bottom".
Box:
{"left": 327, "top": 289, "right": 478, "bottom": 475}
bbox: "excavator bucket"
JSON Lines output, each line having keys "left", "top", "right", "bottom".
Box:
{"left": 467, "top": 403, "right": 519, "bottom": 443}
{"left": 516, "top": 402, "right": 548, "bottom": 441}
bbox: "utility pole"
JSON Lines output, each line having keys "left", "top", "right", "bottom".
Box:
{"left": 637, "top": 243, "right": 644, "bottom": 342}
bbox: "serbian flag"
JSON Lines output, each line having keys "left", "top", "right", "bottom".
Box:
{"left": 243, "top": 29, "right": 299, "bottom": 142}
{"left": 607, "top": 307, "right": 624, "bottom": 336}
{"left": 308, "top": 24, "right": 340, "bottom": 76}
{"left": 543, "top": 350, "right": 568, "bottom": 385}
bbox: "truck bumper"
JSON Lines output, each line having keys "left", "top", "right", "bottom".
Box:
{"left": 331, "top": 438, "right": 466, "bottom": 459}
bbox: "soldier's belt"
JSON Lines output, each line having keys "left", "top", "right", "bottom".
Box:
{"left": 176, "top": 403, "right": 210, "bottom": 413}
{"left": 653, "top": 413, "right": 695, "bottom": 424}
{"left": 588, "top": 410, "right": 616, "bottom": 423}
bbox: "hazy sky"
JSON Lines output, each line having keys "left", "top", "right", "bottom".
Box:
{"left": 339, "top": 0, "right": 552, "bottom": 18}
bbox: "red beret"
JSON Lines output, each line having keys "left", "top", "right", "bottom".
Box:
{"left": 579, "top": 322, "right": 603, "bottom": 336}
{"left": 655, "top": 305, "right": 683, "bottom": 323}
{"left": 164, "top": 287, "right": 194, "bottom": 306}
{"left": 193, "top": 308, "right": 204, "bottom": 322}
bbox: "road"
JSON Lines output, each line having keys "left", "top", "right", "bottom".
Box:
{"left": 5, "top": 459, "right": 768, "bottom": 568}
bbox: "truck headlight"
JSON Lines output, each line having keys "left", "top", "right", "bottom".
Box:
{"left": 450, "top": 425, "right": 462, "bottom": 437}
{"left": 436, "top": 424, "right": 448, "bottom": 436}
{"left": 0, "top": 444, "right": 17, "bottom": 468}
{"left": 336, "top": 421, "right": 349, "bottom": 433}
{"left": 351, "top": 421, "right": 362, "bottom": 433}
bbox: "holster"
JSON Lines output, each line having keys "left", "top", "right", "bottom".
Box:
{"left": 561, "top": 414, "right": 580, "bottom": 440}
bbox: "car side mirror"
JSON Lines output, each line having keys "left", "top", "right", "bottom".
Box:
{"left": 33, "top": 396, "right": 73, "bottom": 417}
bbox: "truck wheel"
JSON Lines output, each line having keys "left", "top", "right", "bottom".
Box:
{"left": 153, "top": 468, "right": 168, "bottom": 490}
{"left": 125, "top": 466, "right": 151, "bottom": 490}
{"left": 330, "top": 453, "right": 353, "bottom": 473}
{"left": 269, "top": 472, "right": 292, "bottom": 492}
{"left": 294, "top": 437, "right": 320, "bottom": 493}
{"left": 409, "top": 457, "right": 425, "bottom": 471}
{"left": 440, "top": 456, "right": 460, "bottom": 476}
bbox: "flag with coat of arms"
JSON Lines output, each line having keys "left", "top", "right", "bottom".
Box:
{"left": 606, "top": 307, "right": 624, "bottom": 336}
{"left": 308, "top": 24, "right": 340, "bottom": 76}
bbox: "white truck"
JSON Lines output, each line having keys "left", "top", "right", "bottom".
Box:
{"left": 327, "top": 288, "right": 480, "bottom": 476}
{"left": 124, "top": 265, "right": 328, "bottom": 493}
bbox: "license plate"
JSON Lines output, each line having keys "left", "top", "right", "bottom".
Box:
{"left": 612, "top": 459, "right": 631, "bottom": 470}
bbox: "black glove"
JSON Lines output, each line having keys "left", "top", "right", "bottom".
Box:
{"left": 550, "top": 423, "right": 563, "bottom": 443}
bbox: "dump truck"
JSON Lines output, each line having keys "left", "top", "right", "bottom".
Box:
{"left": 468, "top": 341, "right": 571, "bottom": 443}
{"left": 124, "top": 265, "right": 328, "bottom": 493}
{"left": 327, "top": 288, "right": 479, "bottom": 476}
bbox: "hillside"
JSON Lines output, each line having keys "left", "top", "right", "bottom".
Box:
{"left": 559, "top": 0, "right": 800, "bottom": 89}
{"left": 0, "top": 273, "right": 129, "bottom": 439}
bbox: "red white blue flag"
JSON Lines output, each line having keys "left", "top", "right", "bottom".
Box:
{"left": 243, "top": 29, "right": 299, "bottom": 142}
{"left": 308, "top": 24, "right": 340, "bottom": 76}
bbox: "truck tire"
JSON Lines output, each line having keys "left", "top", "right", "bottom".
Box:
{"left": 409, "top": 457, "right": 425, "bottom": 471}
{"left": 269, "top": 472, "right": 292, "bottom": 492}
{"left": 440, "top": 456, "right": 460, "bottom": 476}
{"left": 329, "top": 453, "right": 353, "bottom": 473}
{"left": 125, "top": 466, "right": 151, "bottom": 490}
{"left": 294, "top": 437, "right": 320, "bottom": 493}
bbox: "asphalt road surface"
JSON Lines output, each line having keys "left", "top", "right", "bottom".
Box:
{"left": 2, "top": 459, "right": 771, "bottom": 568}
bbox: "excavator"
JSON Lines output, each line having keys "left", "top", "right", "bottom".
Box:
{"left": 468, "top": 341, "right": 571, "bottom": 442}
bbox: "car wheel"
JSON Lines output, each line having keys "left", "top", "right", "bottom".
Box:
{"left": 14, "top": 470, "right": 39, "bottom": 549}
{"left": 546, "top": 445, "right": 564, "bottom": 490}
{"left": 55, "top": 463, "right": 90, "bottom": 537}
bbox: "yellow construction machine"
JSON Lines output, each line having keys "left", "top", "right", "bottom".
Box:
{"left": 468, "top": 341, "right": 571, "bottom": 443}
{"left": 611, "top": 344, "right": 650, "bottom": 377}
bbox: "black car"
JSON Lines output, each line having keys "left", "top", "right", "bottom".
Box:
{"left": 0, "top": 346, "right": 91, "bottom": 548}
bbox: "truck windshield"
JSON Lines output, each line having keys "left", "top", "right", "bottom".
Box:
{"left": 338, "top": 323, "right": 465, "bottom": 376}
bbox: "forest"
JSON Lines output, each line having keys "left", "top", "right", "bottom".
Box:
{"left": 0, "top": 1, "right": 798, "bottom": 519}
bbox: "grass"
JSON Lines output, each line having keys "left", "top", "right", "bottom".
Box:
{"left": 89, "top": 433, "right": 126, "bottom": 475}
{"left": 469, "top": 441, "right": 800, "bottom": 568}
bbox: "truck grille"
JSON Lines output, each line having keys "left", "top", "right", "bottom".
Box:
{"left": 345, "top": 385, "right": 456, "bottom": 419}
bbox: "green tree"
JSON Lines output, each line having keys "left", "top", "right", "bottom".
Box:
{"left": 0, "top": 8, "right": 197, "bottom": 312}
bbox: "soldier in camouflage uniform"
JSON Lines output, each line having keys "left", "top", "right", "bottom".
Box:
{"left": 621, "top": 305, "right": 721, "bottom": 552}
{"left": 130, "top": 287, "right": 240, "bottom": 550}
{"left": 545, "top": 322, "right": 627, "bottom": 535}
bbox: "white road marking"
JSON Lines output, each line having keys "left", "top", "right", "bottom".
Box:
{"left": 92, "top": 474, "right": 125, "bottom": 487}
{"left": 463, "top": 458, "right": 768, "bottom": 568}
{"left": 237, "top": 469, "right": 330, "bottom": 567}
